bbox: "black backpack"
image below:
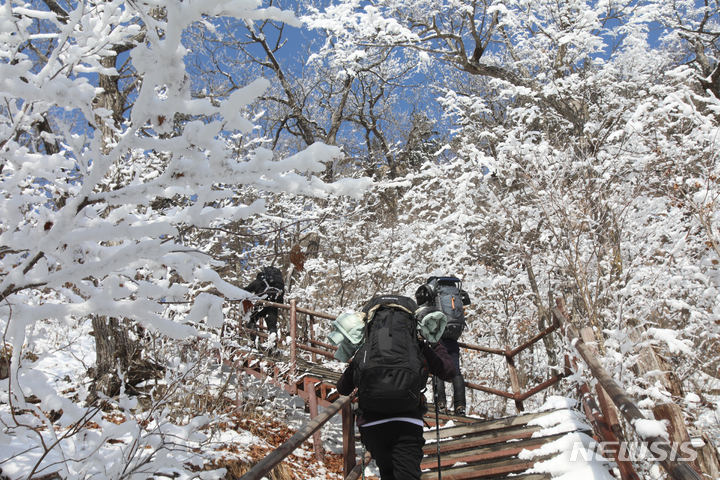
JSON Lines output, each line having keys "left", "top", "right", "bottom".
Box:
{"left": 416, "top": 276, "right": 469, "bottom": 340}
{"left": 353, "top": 295, "right": 429, "bottom": 415}
{"left": 259, "top": 266, "right": 284, "bottom": 291}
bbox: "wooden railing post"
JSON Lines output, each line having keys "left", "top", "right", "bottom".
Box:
{"left": 573, "top": 357, "right": 641, "bottom": 480}
{"left": 235, "top": 358, "right": 243, "bottom": 411}
{"left": 505, "top": 347, "right": 524, "bottom": 412}
{"left": 653, "top": 403, "right": 703, "bottom": 476}
{"left": 290, "top": 299, "right": 297, "bottom": 383}
{"left": 346, "top": 451, "right": 372, "bottom": 480}
{"left": 305, "top": 377, "right": 325, "bottom": 463}
{"left": 310, "top": 314, "right": 317, "bottom": 364}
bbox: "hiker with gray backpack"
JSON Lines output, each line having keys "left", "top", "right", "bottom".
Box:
{"left": 244, "top": 266, "right": 285, "bottom": 354}
{"left": 415, "top": 276, "right": 471, "bottom": 416}
{"left": 336, "top": 294, "right": 455, "bottom": 480}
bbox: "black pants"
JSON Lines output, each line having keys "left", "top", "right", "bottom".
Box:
{"left": 250, "top": 306, "right": 279, "bottom": 332}
{"left": 434, "top": 338, "right": 466, "bottom": 410}
{"left": 248, "top": 292, "right": 283, "bottom": 334}
{"left": 442, "top": 338, "right": 461, "bottom": 372}
{"left": 360, "top": 421, "right": 425, "bottom": 480}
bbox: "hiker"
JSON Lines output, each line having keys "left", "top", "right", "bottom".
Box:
{"left": 415, "top": 276, "right": 471, "bottom": 416}
{"left": 244, "top": 266, "right": 285, "bottom": 352}
{"left": 336, "top": 295, "right": 456, "bottom": 480}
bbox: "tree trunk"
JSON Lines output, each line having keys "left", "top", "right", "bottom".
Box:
{"left": 89, "top": 315, "right": 137, "bottom": 403}
{"left": 524, "top": 257, "right": 558, "bottom": 366}
{"left": 629, "top": 327, "right": 684, "bottom": 398}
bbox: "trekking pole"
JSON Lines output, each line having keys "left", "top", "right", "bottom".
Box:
{"left": 433, "top": 376, "right": 442, "bottom": 480}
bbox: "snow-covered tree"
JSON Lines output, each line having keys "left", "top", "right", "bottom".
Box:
{"left": 301, "top": 0, "right": 720, "bottom": 420}
{"left": 0, "top": 0, "right": 369, "bottom": 476}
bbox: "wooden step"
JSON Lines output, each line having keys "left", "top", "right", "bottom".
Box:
{"left": 422, "top": 423, "right": 545, "bottom": 456}
{"left": 423, "top": 409, "right": 565, "bottom": 441}
{"left": 425, "top": 474, "right": 550, "bottom": 480}
{"left": 421, "top": 432, "right": 567, "bottom": 470}
{"left": 420, "top": 454, "right": 555, "bottom": 480}
{"left": 425, "top": 406, "right": 478, "bottom": 424}
{"left": 418, "top": 408, "right": 592, "bottom": 480}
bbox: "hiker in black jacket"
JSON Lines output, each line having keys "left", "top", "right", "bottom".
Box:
{"left": 337, "top": 340, "right": 455, "bottom": 480}
{"left": 244, "top": 267, "right": 284, "bottom": 353}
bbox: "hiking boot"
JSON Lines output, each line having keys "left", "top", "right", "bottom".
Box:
{"left": 452, "top": 375, "right": 466, "bottom": 416}
{"left": 436, "top": 402, "right": 447, "bottom": 414}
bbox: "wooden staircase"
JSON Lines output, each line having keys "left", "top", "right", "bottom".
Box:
{"left": 236, "top": 301, "right": 706, "bottom": 480}
{"left": 419, "top": 407, "right": 591, "bottom": 480}
{"left": 231, "top": 349, "right": 597, "bottom": 480}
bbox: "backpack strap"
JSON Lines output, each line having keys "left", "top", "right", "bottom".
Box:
{"left": 261, "top": 280, "right": 282, "bottom": 296}
{"left": 258, "top": 267, "right": 283, "bottom": 297}
{"left": 364, "top": 302, "right": 415, "bottom": 323}
{"left": 361, "top": 302, "right": 417, "bottom": 343}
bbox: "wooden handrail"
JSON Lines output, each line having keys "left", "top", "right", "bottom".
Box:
{"left": 297, "top": 342, "right": 336, "bottom": 359}
{"left": 345, "top": 451, "right": 372, "bottom": 480}
{"left": 240, "top": 297, "right": 570, "bottom": 412}
{"left": 516, "top": 370, "right": 568, "bottom": 402}
{"left": 455, "top": 308, "right": 567, "bottom": 410}
{"left": 295, "top": 304, "right": 337, "bottom": 320}
{"left": 464, "top": 380, "right": 518, "bottom": 399}
{"left": 572, "top": 357, "right": 641, "bottom": 480}
{"left": 308, "top": 338, "right": 339, "bottom": 351}
{"left": 239, "top": 395, "right": 354, "bottom": 480}
{"left": 457, "top": 342, "right": 506, "bottom": 355}
{"left": 565, "top": 322, "right": 702, "bottom": 480}
{"left": 231, "top": 298, "right": 337, "bottom": 320}
{"left": 507, "top": 314, "right": 562, "bottom": 358}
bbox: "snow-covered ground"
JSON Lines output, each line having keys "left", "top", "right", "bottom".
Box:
{"left": 0, "top": 318, "right": 349, "bottom": 480}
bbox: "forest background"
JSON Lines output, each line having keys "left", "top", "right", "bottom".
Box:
{"left": 2, "top": 0, "right": 720, "bottom": 478}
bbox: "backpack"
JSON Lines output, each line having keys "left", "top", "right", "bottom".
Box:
{"left": 259, "top": 266, "right": 284, "bottom": 292}
{"left": 352, "top": 295, "right": 429, "bottom": 415}
{"left": 416, "top": 276, "right": 469, "bottom": 340}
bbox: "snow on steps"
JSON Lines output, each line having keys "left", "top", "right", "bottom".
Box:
{"left": 419, "top": 407, "right": 600, "bottom": 480}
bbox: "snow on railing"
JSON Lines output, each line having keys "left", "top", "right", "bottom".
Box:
{"left": 561, "top": 299, "right": 703, "bottom": 480}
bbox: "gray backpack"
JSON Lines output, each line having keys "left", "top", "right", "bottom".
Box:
{"left": 417, "top": 277, "right": 469, "bottom": 340}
